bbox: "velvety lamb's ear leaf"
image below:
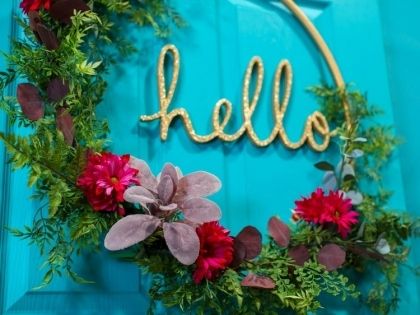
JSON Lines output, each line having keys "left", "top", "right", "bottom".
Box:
{"left": 56, "top": 107, "right": 74, "bottom": 145}
{"left": 159, "top": 203, "right": 178, "bottom": 211}
{"left": 174, "top": 172, "right": 221, "bottom": 202}
{"left": 124, "top": 186, "right": 157, "bottom": 208}
{"left": 36, "top": 23, "right": 59, "bottom": 50}
{"left": 48, "top": 78, "right": 69, "bottom": 102}
{"left": 346, "top": 190, "right": 363, "bottom": 205}
{"left": 236, "top": 226, "right": 262, "bottom": 259}
{"left": 288, "top": 245, "right": 310, "bottom": 266}
{"left": 163, "top": 222, "right": 200, "bottom": 265}
{"left": 128, "top": 157, "right": 158, "bottom": 193}
{"left": 161, "top": 163, "right": 179, "bottom": 187}
{"left": 241, "top": 273, "right": 276, "bottom": 289}
{"left": 157, "top": 175, "right": 175, "bottom": 205}
{"left": 323, "top": 171, "right": 337, "bottom": 191}
{"left": 317, "top": 244, "right": 346, "bottom": 271}
{"left": 180, "top": 197, "right": 221, "bottom": 224}
{"left": 268, "top": 216, "right": 290, "bottom": 248}
{"left": 50, "top": 0, "right": 90, "bottom": 24}
{"left": 17, "top": 83, "right": 44, "bottom": 121}
{"left": 104, "top": 214, "right": 161, "bottom": 251}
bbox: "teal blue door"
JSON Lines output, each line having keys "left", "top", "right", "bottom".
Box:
{"left": 0, "top": 0, "right": 418, "bottom": 314}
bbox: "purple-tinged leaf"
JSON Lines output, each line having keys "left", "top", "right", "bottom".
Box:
{"left": 288, "top": 245, "right": 310, "bottom": 266}
{"left": 317, "top": 244, "right": 346, "bottom": 271}
{"left": 236, "top": 226, "right": 262, "bottom": 259}
{"left": 314, "top": 161, "right": 334, "bottom": 172}
{"left": 48, "top": 78, "right": 69, "bottom": 102}
{"left": 104, "top": 214, "right": 161, "bottom": 251}
{"left": 323, "top": 171, "right": 337, "bottom": 191}
{"left": 163, "top": 222, "right": 200, "bottom": 265}
{"left": 50, "top": 0, "right": 90, "bottom": 24}
{"left": 56, "top": 107, "right": 74, "bottom": 145}
{"left": 230, "top": 238, "right": 247, "bottom": 268}
{"left": 268, "top": 216, "right": 290, "bottom": 248}
{"left": 124, "top": 186, "right": 157, "bottom": 208}
{"left": 174, "top": 172, "right": 221, "bottom": 202}
{"left": 157, "top": 175, "right": 175, "bottom": 205}
{"left": 346, "top": 190, "right": 363, "bottom": 205}
{"left": 129, "top": 157, "right": 158, "bottom": 193}
{"left": 161, "top": 163, "right": 179, "bottom": 187}
{"left": 159, "top": 203, "right": 178, "bottom": 211}
{"left": 17, "top": 83, "right": 44, "bottom": 121}
{"left": 241, "top": 273, "right": 276, "bottom": 289}
{"left": 28, "top": 11, "right": 42, "bottom": 42}
{"left": 181, "top": 197, "right": 221, "bottom": 224}
{"left": 36, "top": 23, "right": 59, "bottom": 50}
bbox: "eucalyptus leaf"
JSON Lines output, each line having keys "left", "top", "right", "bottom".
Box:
{"left": 314, "top": 161, "right": 335, "bottom": 172}
{"left": 323, "top": 171, "right": 337, "bottom": 190}
{"left": 268, "top": 216, "right": 290, "bottom": 248}
{"left": 241, "top": 273, "right": 275, "bottom": 289}
{"left": 317, "top": 244, "right": 346, "bottom": 271}
{"left": 346, "top": 190, "right": 363, "bottom": 205}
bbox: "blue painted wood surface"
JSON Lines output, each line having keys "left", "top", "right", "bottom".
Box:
{"left": 0, "top": 0, "right": 418, "bottom": 314}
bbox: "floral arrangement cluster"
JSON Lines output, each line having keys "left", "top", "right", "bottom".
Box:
{"left": 0, "top": 1, "right": 418, "bottom": 315}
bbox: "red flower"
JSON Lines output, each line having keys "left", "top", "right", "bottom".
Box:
{"left": 294, "top": 188, "right": 359, "bottom": 238}
{"left": 193, "top": 222, "right": 234, "bottom": 284}
{"left": 77, "top": 152, "right": 139, "bottom": 215}
{"left": 20, "top": 0, "right": 52, "bottom": 14}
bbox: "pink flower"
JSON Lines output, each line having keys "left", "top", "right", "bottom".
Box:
{"left": 294, "top": 188, "right": 359, "bottom": 238}
{"left": 193, "top": 222, "right": 234, "bottom": 284}
{"left": 77, "top": 152, "right": 139, "bottom": 215}
{"left": 20, "top": 0, "right": 52, "bottom": 14}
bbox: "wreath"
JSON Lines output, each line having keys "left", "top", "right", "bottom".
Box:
{"left": 0, "top": 1, "right": 419, "bottom": 315}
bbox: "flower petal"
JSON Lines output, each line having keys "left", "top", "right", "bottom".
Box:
{"left": 180, "top": 198, "right": 221, "bottom": 224}
{"left": 174, "top": 171, "right": 221, "bottom": 202}
{"left": 124, "top": 186, "right": 157, "bottom": 208}
{"left": 104, "top": 214, "right": 161, "bottom": 251}
{"left": 163, "top": 222, "right": 200, "bottom": 265}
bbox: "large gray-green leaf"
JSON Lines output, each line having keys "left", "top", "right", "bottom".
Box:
{"left": 174, "top": 172, "right": 221, "bottom": 201}
{"left": 104, "top": 214, "right": 161, "bottom": 251}
{"left": 181, "top": 197, "right": 221, "bottom": 223}
{"left": 124, "top": 186, "right": 157, "bottom": 208}
{"left": 129, "top": 157, "right": 158, "bottom": 193}
{"left": 163, "top": 222, "right": 200, "bottom": 265}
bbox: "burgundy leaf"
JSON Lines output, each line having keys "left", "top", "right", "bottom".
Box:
{"left": 157, "top": 175, "right": 175, "bottom": 205}
{"left": 129, "top": 157, "right": 158, "bottom": 193}
{"left": 50, "top": 0, "right": 90, "bottom": 24}
{"left": 347, "top": 244, "right": 386, "bottom": 261}
{"left": 104, "top": 214, "right": 161, "bottom": 251}
{"left": 236, "top": 226, "right": 262, "bottom": 259}
{"left": 48, "top": 78, "right": 69, "bottom": 102}
{"left": 161, "top": 163, "right": 179, "bottom": 187}
{"left": 163, "top": 222, "right": 200, "bottom": 265}
{"left": 36, "top": 23, "right": 59, "bottom": 50}
{"left": 288, "top": 245, "right": 310, "bottom": 266}
{"left": 181, "top": 197, "right": 221, "bottom": 224}
{"left": 174, "top": 171, "right": 221, "bottom": 202}
{"left": 317, "top": 244, "right": 346, "bottom": 271}
{"left": 28, "top": 11, "right": 42, "bottom": 42}
{"left": 124, "top": 186, "right": 157, "bottom": 208}
{"left": 230, "top": 238, "right": 247, "bottom": 268}
{"left": 268, "top": 216, "right": 290, "bottom": 248}
{"left": 56, "top": 107, "right": 74, "bottom": 145}
{"left": 17, "top": 83, "right": 44, "bottom": 121}
{"left": 241, "top": 273, "right": 276, "bottom": 289}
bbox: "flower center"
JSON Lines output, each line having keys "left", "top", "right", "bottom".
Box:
{"left": 110, "top": 176, "right": 119, "bottom": 184}
{"left": 334, "top": 210, "right": 340, "bottom": 218}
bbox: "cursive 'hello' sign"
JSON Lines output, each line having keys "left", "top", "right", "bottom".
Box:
{"left": 139, "top": 0, "right": 351, "bottom": 153}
